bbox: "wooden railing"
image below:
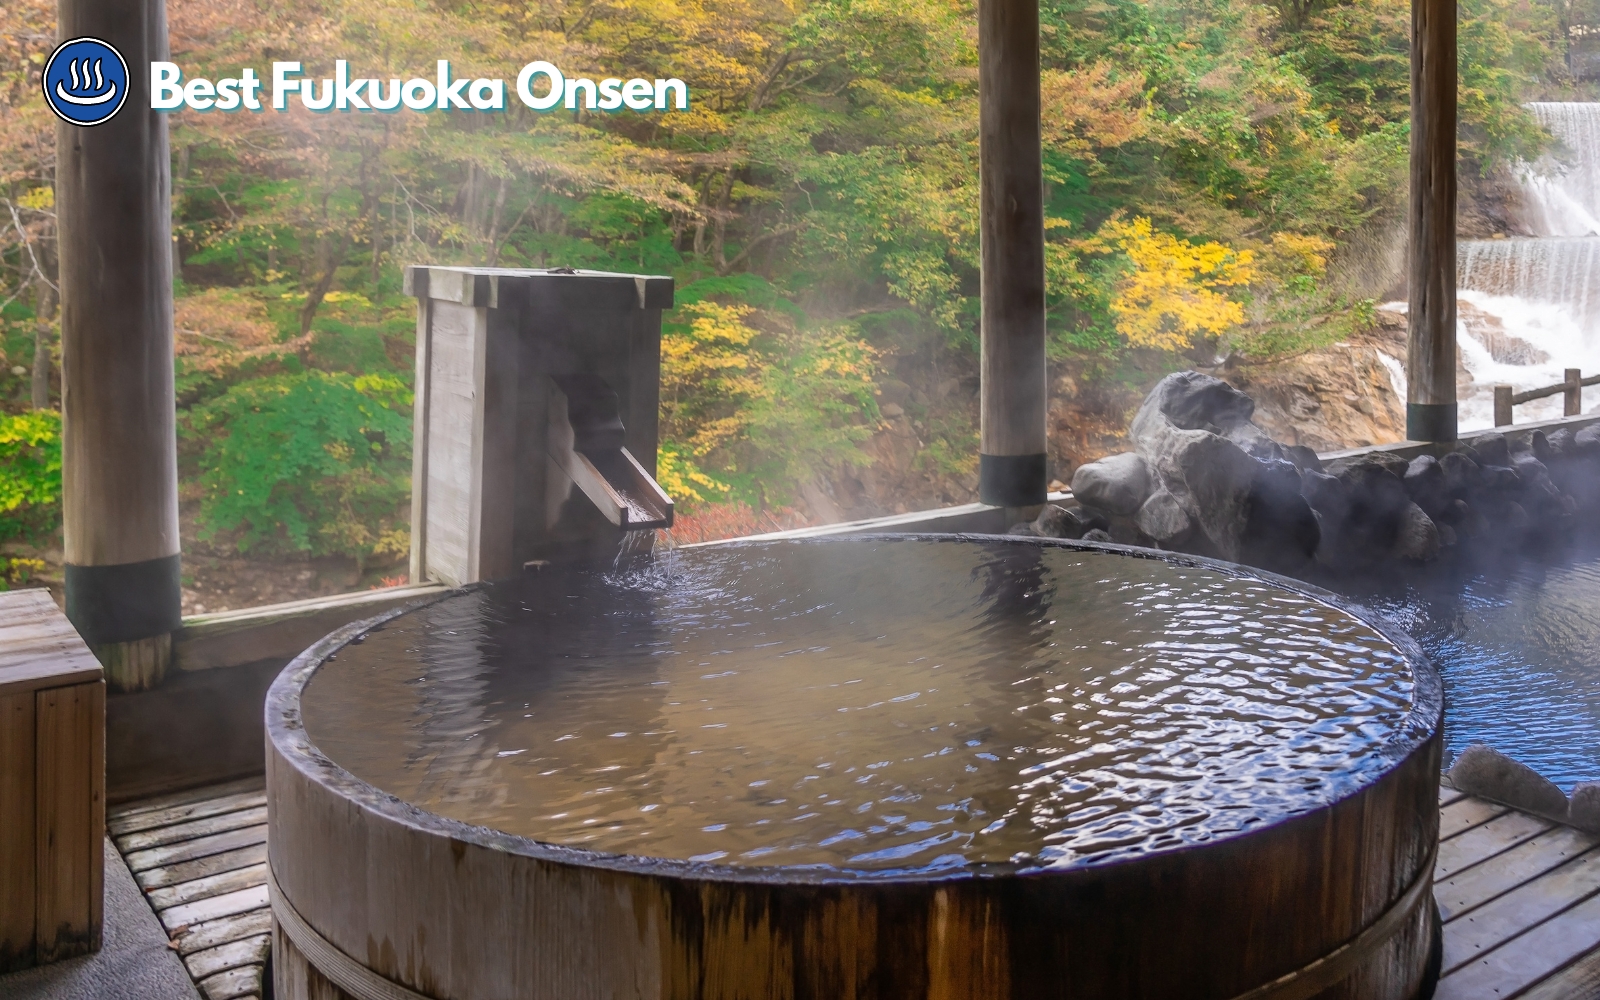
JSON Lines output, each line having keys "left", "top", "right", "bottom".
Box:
{"left": 1493, "top": 368, "right": 1600, "bottom": 426}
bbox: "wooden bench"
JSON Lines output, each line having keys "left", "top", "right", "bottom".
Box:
{"left": 0, "top": 588, "right": 105, "bottom": 972}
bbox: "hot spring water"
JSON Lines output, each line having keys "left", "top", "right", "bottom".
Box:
{"left": 303, "top": 538, "right": 1421, "bottom": 874}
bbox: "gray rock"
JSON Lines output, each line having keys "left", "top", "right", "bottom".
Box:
{"left": 1440, "top": 451, "right": 1481, "bottom": 496}
{"left": 1545, "top": 428, "right": 1575, "bottom": 457}
{"left": 1404, "top": 454, "right": 1450, "bottom": 516}
{"left": 1151, "top": 371, "right": 1257, "bottom": 432}
{"left": 1070, "top": 452, "right": 1151, "bottom": 517}
{"left": 1449, "top": 744, "right": 1568, "bottom": 817}
{"left": 1569, "top": 782, "right": 1600, "bottom": 833}
{"left": 1391, "top": 502, "right": 1441, "bottom": 562}
{"left": 1131, "top": 386, "right": 1260, "bottom": 561}
{"left": 1033, "top": 504, "right": 1102, "bottom": 540}
{"left": 1081, "top": 528, "right": 1114, "bottom": 543}
{"left": 1574, "top": 424, "right": 1600, "bottom": 454}
{"left": 1300, "top": 470, "right": 1349, "bottom": 520}
{"left": 1506, "top": 500, "right": 1531, "bottom": 529}
{"left": 1136, "top": 489, "right": 1194, "bottom": 547}
{"left": 1006, "top": 521, "right": 1037, "bottom": 536}
{"left": 1474, "top": 433, "right": 1512, "bottom": 468}
{"left": 1241, "top": 458, "right": 1320, "bottom": 572}
{"left": 1284, "top": 444, "right": 1323, "bottom": 474}
{"left": 1531, "top": 430, "right": 1555, "bottom": 462}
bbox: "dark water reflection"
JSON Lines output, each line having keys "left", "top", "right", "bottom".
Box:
{"left": 1336, "top": 531, "right": 1600, "bottom": 791}
{"left": 304, "top": 538, "right": 1418, "bottom": 875}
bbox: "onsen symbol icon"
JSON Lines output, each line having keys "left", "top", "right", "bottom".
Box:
{"left": 42, "top": 37, "right": 129, "bottom": 126}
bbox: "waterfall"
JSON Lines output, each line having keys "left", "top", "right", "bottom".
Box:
{"left": 1436, "top": 102, "right": 1600, "bottom": 430}
{"left": 1516, "top": 103, "right": 1600, "bottom": 236}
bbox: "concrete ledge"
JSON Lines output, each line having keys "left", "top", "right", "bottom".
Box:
{"left": 174, "top": 583, "right": 448, "bottom": 674}
{"left": 685, "top": 493, "right": 1070, "bottom": 546}
{"left": 1320, "top": 412, "right": 1600, "bottom": 463}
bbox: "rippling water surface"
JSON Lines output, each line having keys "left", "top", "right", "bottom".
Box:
{"left": 304, "top": 538, "right": 1419, "bottom": 874}
{"left": 1350, "top": 532, "right": 1600, "bottom": 790}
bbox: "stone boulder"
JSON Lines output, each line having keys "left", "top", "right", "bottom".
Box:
{"left": 1392, "top": 502, "right": 1441, "bottom": 562}
{"left": 1130, "top": 374, "right": 1263, "bottom": 560}
{"left": 1448, "top": 745, "right": 1568, "bottom": 817}
{"left": 1031, "top": 504, "right": 1106, "bottom": 540}
{"left": 1402, "top": 454, "right": 1451, "bottom": 518}
{"left": 1239, "top": 458, "right": 1321, "bottom": 573}
{"left": 1070, "top": 452, "right": 1151, "bottom": 517}
{"left": 1569, "top": 782, "right": 1600, "bottom": 833}
{"left": 1135, "top": 489, "right": 1194, "bottom": 548}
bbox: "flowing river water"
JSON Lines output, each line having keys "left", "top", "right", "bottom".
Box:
{"left": 1386, "top": 102, "right": 1600, "bottom": 429}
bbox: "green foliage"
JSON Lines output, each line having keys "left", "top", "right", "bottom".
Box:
{"left": 182, "top": 372, "right": 412, "bottom": 568}
{"left": 0, "top": 411, "right": 62, "bottom": 543}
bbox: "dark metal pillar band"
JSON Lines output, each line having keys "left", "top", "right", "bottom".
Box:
{"left": 65, "top": 554, "right": 182, "bottom": 646}
{"left": 979, "top": 453, "right": 1047, "bottom": 508}
{"left": 1406, "top": 403, "right": 1458, "bottom": 443}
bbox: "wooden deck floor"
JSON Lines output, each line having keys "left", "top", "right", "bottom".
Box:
{"left": 107, "top": 778, "right": 269, "bottom": 1000}
{"left": 106, "top": 779, "right": 1600, "bottom": 1000}
{"left": 1436, "top": 783, "right": 1600, "bottom": 999}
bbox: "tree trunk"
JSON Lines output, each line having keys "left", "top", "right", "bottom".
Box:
{"left": 32, "top": 278, "right": 55, "bottom": 411}
{"left": 299, "top": 233, "right": 352, "bottom": 340}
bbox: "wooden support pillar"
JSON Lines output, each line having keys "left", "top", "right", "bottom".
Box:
{"left": 1565, "top": 368, "right": 1582, "bottom": 416}
{"left": 57, "top": 0, "right": 180, "bottom": 691}
{"left": 1406, "top": 0, "right": 1458, "bottom": 442}
{"left": 977, "top": 0, "right": 1047, "bottom": 509}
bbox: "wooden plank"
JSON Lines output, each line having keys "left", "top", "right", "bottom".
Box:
{"left": 145, "top": 863, "right": 266, "bottom": 912}
{"left": 115, "top": 805, "right": 268, "bottom": 853}
{"left": 124, "top": 824, "right": 267, "bottom": 874}
{"left": 1441, "top": 849, "right": 1600, "bottom": 975}
{"left": 1436, "top": 811, "right": 1552, "bottom": 879}
{"left": 1437, "top": 828, "right": 1600, "bottom": 922}
{"left": 0, "top": 591, "right": 103, "bottom": 698}
{"left": 135, "top": 844, "right": 268, "bottom": 891}
{"left": 1516, "top": 944, "right": 1600, "bottom": 1000}
{"left": 1435, "top": 889, "right": 1600, "bottom": 1000}
{"left": 107, "top": 777, "right": 264, "bottom": 822}
{"left": 183, "top": 933, "right": 270, "bottom": 981}
{"left": 159, "top": 884, "right": 269, "bottom": 932}
{"left": 0, "top": 690, "right": 36, "bottom": 971}
{"left": 34, "top": 680, "right": 104, "bottom": 963}
{"left": 171, "top": 908, "right": 272, "bottom": 957}
{"left": 108, "top": 789, "right": 266, "bottom": 837}
{"left": 1439, "top": 785, "right": 1468, "bottom": 808}
{"left": 1439, "top": 796, "right": 1509, "bottom": 840}
{"left": 197, "top": 963, "right": 264, "bottom": 1000}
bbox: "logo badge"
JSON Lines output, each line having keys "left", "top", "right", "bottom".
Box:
{"left": 42, "top": 37, "right": 129, "bottom": 126}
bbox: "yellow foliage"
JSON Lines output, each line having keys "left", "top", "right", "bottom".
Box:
{"left": 1265, "top": 231, "right": 1334, "bottom": 279}
{"left": 1094, "top": 217, "right": 1254, "bottom": 352}
{"left": 17, "top": 187, "right": 52, "bottom": 211}
{"left": 660, "top": 301, "right": 764, "bottom": 456}
{"left": 656, "top": 445, "right": 733, "bottom": 506}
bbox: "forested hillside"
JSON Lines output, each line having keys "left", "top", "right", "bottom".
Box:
{"left": 0, "top": 0, "right": 1588, "bottom": 601}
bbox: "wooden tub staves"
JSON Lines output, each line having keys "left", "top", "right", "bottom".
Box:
{"left": 266, "top": 546, "right": 1445, "bottom": 1000}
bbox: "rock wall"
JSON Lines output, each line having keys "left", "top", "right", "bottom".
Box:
{"left": 1019, "top": 370, "right": 1600, "bottom": 579}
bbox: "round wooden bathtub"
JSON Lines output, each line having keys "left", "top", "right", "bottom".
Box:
{"left": 266, "top": 537, "right": 1444, "bottom": 1000}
